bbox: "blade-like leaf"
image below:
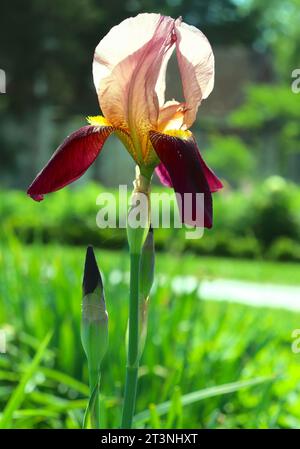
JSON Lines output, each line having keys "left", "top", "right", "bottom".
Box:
{"left": 83, "top": 382, "right": 99, "bottom": 429}
{"left": 40, "top": 367, "right": 89, "bottom": 396}
{"left": 0, "top": 332, "right": 52, "bottom": 429}
{"left": 133, "top": 376, "right": 275, "bottom": 425}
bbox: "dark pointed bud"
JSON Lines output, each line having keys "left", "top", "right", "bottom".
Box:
{"left": 83, "top": 245, "right": 103, "bottom": 295}
{"left": 81, "top": 246, "right": 108, "bottom": 376}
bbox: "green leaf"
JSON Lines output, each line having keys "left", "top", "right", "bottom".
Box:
{"left": 149, "top": 403, "right": 161, "bottom": 428}
{"left": 0, "top": 332, "right": 52, "bottom": 429}
{"left": 29, "top": 390, "right": 87, "bottom": 411}
{"left": 83, "top": 382, "right": 99, "bottom": 429}
{"left": 166, "top": 386, "right": 182, "bottom": 429}
{"left": 133, "top": 376, "right": 275, "bottom": 425}
{"left": 12, "top": 409, "right": 59, "bottom": 419}
{"left": 40, "top": 367, "right": 89, "bottom": 396}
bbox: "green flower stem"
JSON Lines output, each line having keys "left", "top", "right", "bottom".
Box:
{"left": 89, "top": 369, "right": 100, "bottom": 429}
{"left": 121, "top": 252, "right": 141, "bottom": 428}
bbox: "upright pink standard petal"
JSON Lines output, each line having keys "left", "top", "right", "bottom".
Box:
{"left": 150, "top": 131, "right": 222, "bottom": 228}
{"left": 175, "top": 19, "right": 214, "bottom": 129}
{"left": 27, "top": 125, "right": 113, "bottom": 201}
{"left": 93, "top": 14, "right": 176, "bottom": 146}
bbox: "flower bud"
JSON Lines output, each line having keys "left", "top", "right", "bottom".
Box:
{"left": 81, "top": 246, "right": 108, "bottom": 377}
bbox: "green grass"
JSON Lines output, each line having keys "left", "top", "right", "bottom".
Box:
{"left": 155, "top": 253, "right": 300, "bottom": 285}
{"left": 1, "top": 237, "right": 300, "bottom": 428}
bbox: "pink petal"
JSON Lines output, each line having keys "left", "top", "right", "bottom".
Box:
{"left": 150, "top": 131, "right": 222, "bottom": 228}
{"left": 155, "top": 44, "right": 175, "bottom": 108}
{"left": 175, "top": 18, "right": 215, "bottom": 128}
{"left": 93, "top": 14, "right": 175, "bottom": 134}
{"left": 27, "top": 125, "right": 113, "bottom": 201}
{"left": 157, "top": 100, "right": 185, "bottom": 132}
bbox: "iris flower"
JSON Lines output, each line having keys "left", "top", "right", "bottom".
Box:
{"left": 27, "top": 13, "right": 222, "bottom": 228}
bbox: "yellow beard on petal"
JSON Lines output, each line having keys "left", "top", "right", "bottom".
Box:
{"left": 86, "top": 115, "right": 112, "bottom": 127}
{"left": 87, "top": 115, "right": 138, "bottom": 162}
{"left": 163, "top": 129, "right": 192, "bottom": 140}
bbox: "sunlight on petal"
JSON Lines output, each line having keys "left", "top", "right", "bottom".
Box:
{"left": 93, "top": 13, "right": 176, "bottom": 160}
{"left": 175, "top": 18, "right": 214, "bottom": 128}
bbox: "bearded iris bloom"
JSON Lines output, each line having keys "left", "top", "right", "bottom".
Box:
{"left": 27, "top": 13, "right": 222, "bottom": 228}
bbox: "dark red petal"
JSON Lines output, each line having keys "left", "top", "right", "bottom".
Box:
{"left": 155, "top": 152, "right": 223, "bottom": 193}
{"left": 150, "top": 131, "right": 222, "bottom": 228}
{"left": 155, "top": 163, "right": 173, "bottom": 187}
{"left": 198, "top": 152, "right": 223, "bottom": 192}
{"left": 27, "top": 125, "right": 113, "bottom": 201}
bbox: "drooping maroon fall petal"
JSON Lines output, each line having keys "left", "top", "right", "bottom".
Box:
{"left": 197, "top": 151, "right": 223, "bottom": 193}
{"left": 150, "top": 131, "right": 222, "bottom": 228}
{"left": 27, "top": 125, "right": 113, "bottom": 201}
{"left": 155, "top": 156, "right": 223, "bottom": 193}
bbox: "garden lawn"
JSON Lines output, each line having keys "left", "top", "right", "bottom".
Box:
{"left": 1, "top": 240, "right": 300, "bottom": 428}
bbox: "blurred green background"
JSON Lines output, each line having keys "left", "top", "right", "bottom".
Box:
{"left": 1, "top": 0, "right": 300, "bottom": 429}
